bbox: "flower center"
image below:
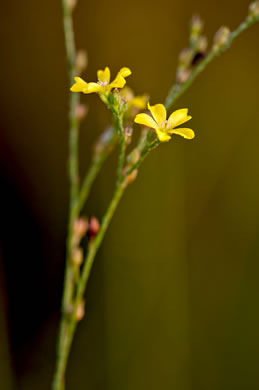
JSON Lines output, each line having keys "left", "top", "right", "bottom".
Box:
{"left": 160, "top": 120, "right": 170, "bottom": 130}
{"left": 99, "top": 80, "right": 108, "bottom": 87}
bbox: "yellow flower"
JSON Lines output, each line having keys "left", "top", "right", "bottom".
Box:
{"left": 134, "top": 102, "right": 195, "bottom": 142}
{"left": 70, "top": 66, "right": 131, "bottom": 95}
{"left": 121, "top": 86, "right": 148, "bottom": 110}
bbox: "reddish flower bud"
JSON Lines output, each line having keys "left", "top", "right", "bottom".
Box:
{"left": 88, "top": 217, "right": 100, "bottom": 237}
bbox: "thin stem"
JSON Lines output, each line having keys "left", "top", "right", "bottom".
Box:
{"left": 53, "top": 177, "right": 128, "bottom": 382}
{"left": 52, "top": 1, "right": 80, "bottom": 390}
{"left": 105, "top": 97, "right": 127, "bottom": 188}
{"left": 62, "top": 0, "right": 80, "bottom": 311}
{"left": 126, "top": 139, "right": 160, "bottom": 177}
{"left": 115, "top": 115, "right": 126, "bottom": 187}
{"left": 76, "top": 127, "right": 117, "bottom": 214}
{"left": 52, "top": 137, "right": 160, "bottom": 377}
{"left": 164, "top": 14, "right": 259, "bottom": 110}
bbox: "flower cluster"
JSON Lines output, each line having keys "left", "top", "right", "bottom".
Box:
{"left": 70, "top": 65, "right": 195, "bottom": 143}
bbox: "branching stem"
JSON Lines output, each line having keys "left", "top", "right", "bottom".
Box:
{"left": 53, "top": 5, "right": 259, "bottom": 390}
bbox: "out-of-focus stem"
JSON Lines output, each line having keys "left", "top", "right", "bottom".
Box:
{"left": 76, "top": 127, "right": 117, "bottom": 214}
{"left": 52, "top": 1, "right": 80, "bottom": 390}
{"left": 164, "top": 14, "right": 259, "bottom": 110}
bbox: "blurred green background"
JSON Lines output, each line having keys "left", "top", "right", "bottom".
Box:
{"left": 0, "top": 0, "right": 259, "bottom": 389}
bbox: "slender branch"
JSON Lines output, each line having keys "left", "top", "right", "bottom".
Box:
{"left": 164, "top": 14, "right": 259, "bottom": 110}
{"left": 115, "top": 115, "right": 126, "bottom": 187}
{"left": 125, "top": 139, "right": 160, "bottom": 178}
{"left": 52, "top": 2, "right": 80, "bottom": 390}
{"left": 51, "top": 135, "right": 160, "bottom": 379}
{"left": 52, "top": 176, "right": 128, "bottom": 383}
{"left": 62, "top": 0, "right": 80, "bottom": 312}
{"left": 76, "top": 127, "right": 117, "bottom": 214}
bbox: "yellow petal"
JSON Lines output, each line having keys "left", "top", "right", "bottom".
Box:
{"left": 156, "top": 129, "right": 171, "bottom": 142}
{"left": 97, "top": 67, "right": 110, "bottom": 83}
{"left": 130, "top": 96, "right": 147, "bottom": 109}
{"left": 168, "top": 109, "right": 192, "bottom": 128}
{"left": 109, "top": 75, "right": 126, "bottom": 89}
{"left": 118, "top": 67, "right": 132, "bottom": 78}
{"left": 168, "top": 128, "right": 195, "bottom": 139}
{"left": 70, "top": 77, "right": 88, "bottom": 93}
{"left": 147, "top": 102, "right": 167, "bottom": 125}
{"left": 120, "top": 86, "right": 134, "bottom": 100}
{"left": 134, "top": 113, "right": 158, "bottom": 129}
{"left": 86, "top": 82, "right": 103, "bottom": 93}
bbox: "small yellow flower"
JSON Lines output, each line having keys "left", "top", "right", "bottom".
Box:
{"left": 70, "top": 66, "right": 131, "bottom": 95}
{"left": 134, "top": 102, "right": 195, "bottom": 142}
{"left": 121, "top": 86, "right": 148, "bottom": 110}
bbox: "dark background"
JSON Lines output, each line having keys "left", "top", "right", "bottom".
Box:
{"left": 1, "top": 0, "right": 259, "bottom": 389}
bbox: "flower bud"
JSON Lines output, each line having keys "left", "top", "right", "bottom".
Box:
{"left": 67, "top": 0, "right": 77, "bottom": 11}
{"left": 75, "top": 50, "right": 88, "bottom": 75}
{"left": 248, "top": 1, "right": 259, "bottom": 18}
{"left": 75, "top": 301, "right": 85, "bottom": 321}
{"left": 124, "top": 127, "right": 133, "bottom": 145}
{"left": 176, "top": 69, "right": 191, "bottom": 84}
{"left": 72, "top": 247, "right": 83, "bottom": 266}
{"left": 73, "top": 217, "right": 88, "bottom": 239}
{"left": 196, "top": 36, "right": 208, "bottom": 53}
{"left": 178, "top": 48, "right": 193, "bottom": 69}
{"left": 127, "top": 148, "right": 140, "bottom": 166}
{"left": 213, "top": 26, "right": 231, "bottom": 51}
{"left": 121, "top": 86, "right": 134, "bottom": 102}
{"left": 190, "top": 15, "right": 203, "bottom": 36}
{"left": 75, "top": 104, "right": 88, "bottom": 121}
{"left": 126, "top": 169, "right": 138, "bottom": 185}
{"left": 88, "top": 217, "right": 100, "bottom": 237}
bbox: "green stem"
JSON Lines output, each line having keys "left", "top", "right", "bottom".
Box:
{"left": 116, "top": 115, "right": 126, "bottom": 187}
{"left": 126, "top": 139, "right": 160, "bottom": 177}
{"left": 52, "top": 2, "right": 80, "bottom": 390}
{"left": 164, "top": 14, "right": 259, "bottom": 110}
{"left": 105, "top": 98, "right": 127, "bottom": 188}
{"left": 53, "top": 137, "right": 160, "bottom": 377}
{"left": 76, "top": 127, "right": 117, "bottom": 214}
{"left": 53, "top": 176, "right": 129, "bottom": 383}
{"left": 62, "top": 0, "right": 80, "bottom": 311}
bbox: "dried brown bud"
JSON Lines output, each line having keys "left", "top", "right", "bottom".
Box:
{"left": 75, "top": 50, "right": 88, "bottom": 75}
{"left": 67, "top": 0, "right": 77, "bottom": 11}
{"left": 88, "top": 217, "right": 100, "bottom": 237}
{"left": 213, "top": 26, "right": 231, "bottom": 51}
{"left": 75, "top": 301, "right": 85, "bottom": 321}
{"left": 249, "top": 1, "right": 259, "bottom": 18}
{"left": 72, "top": 247, "right": 83, "bottom": 266}
{"left": 75, "top": 104, "right": 88, "bottom": 121}
{"left": 73, "top": 217, "right": 88, "bottom": 239}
